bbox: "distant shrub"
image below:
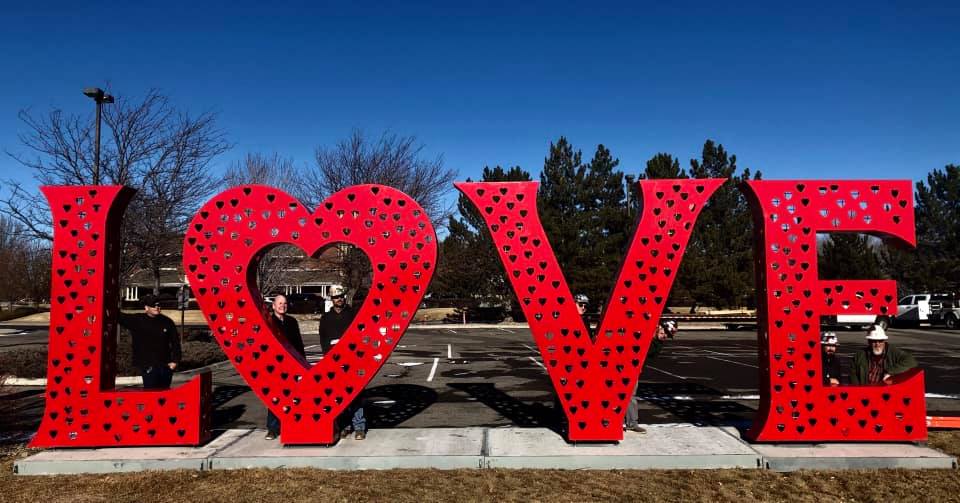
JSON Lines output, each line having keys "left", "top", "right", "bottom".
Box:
{"left": 183, "top": 328, "right": 213, "bottom": 342}
{"left": 179, "top": 341, "right": 226, "bottom": 370}
{"left": 0, "top": 338, "right": 226, "bottom": 378}
{"left": 0, "top": 348, "right": 48, "bottom": 378}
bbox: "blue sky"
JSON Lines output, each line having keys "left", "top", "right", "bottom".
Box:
{"left": 1, "top": 1, "right": 958, "bottom": 209}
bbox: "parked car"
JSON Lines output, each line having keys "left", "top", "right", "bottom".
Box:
{"left": 284, "top": 293, "right": 323, "bottom": 314}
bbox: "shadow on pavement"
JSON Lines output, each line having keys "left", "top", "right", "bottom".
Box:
{"left": 210, "top": 384, "right": 250, "bottom": 428}
{"left": 636, "top": 382, "right": 756, "bottom": 428}
{"left": 363, "top": 384, "right": 438, "bottom": 428}
{"left": 448, "top": 382, "right": 562, "bottom": 434}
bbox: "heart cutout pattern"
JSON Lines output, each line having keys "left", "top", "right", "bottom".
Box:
{"left": 744, "top": 180, "right": 925, "bottom": 442}
{"left": 183, "top": 184, "right": 436, "bottom": 444}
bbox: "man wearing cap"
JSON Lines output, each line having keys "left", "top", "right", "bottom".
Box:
{"left": 264, "top": 294, "right": 305, "bottom": 440}
{"left": 851, "top": 324, "right": 918, "bottom": 385}
{"left": 119, "top": 294, "right": 181, "bottom": 390}
{"left": 318, "top": 286, "right": 366, "bottom": 440}
{"left": 820, "top": 332, "right": 842, "bottom": 387}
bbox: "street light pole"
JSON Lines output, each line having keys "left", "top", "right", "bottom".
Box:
{"left": 82, "top": 87, "right": 114, "bottom": 185}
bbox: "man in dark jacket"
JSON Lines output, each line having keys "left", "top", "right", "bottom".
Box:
{"left": 319, "top": 286, "right": 365, "bottom": 440}
{"left": 264, "top": 294, "right": 305, "bottom": 440}
{"left": 850, "top": 325, "right": 918, "bottom": 385}
{"left": 821, "top": 331, "right": 842, "bottom": 386}
{"left": 119, "top": 294, "right": 181, "bottom": 390}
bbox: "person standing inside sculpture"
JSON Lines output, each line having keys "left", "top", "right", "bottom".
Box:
{"left": 850, "top": 325, "right": 917, "bottom": 385}
{"left": 821, "top": 331, "right": 842, "bottom": 386}
{"left": 319, "top": 286, "right": 366, "bottom": 440}
{"left": 119, "top": 294, "right": 181, "bottom": 391}
{"left": 264, "top": 294, "right": 305, "bottom": 440}
{"left": 623, "top": 322, "right": 670, "bottom": 434}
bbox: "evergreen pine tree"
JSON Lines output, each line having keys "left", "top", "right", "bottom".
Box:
{"left": 675, "top": 140, "right": 760, "bottom": 308}
{"left": 641, "top": 153, "right": 687, "bottom": 179}
{"left": 882, "top": 164, "right": 960, "bottom": 294}
{"left": 537, "top": 138, "right": 633, "bottom": 310}
{"left": 819, "top": 234, "right": 882, "bottom": 280}
{"left": 434, "top": 166, "right": 532, "bottom": 304}
{"left": 538, "top": 137, "right": 586, "bottom": 287}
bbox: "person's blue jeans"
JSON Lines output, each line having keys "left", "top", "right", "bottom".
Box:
{"left": 266, "top": 409, "right": 280, "bottom": 434}
{"left": 141, "top": 366, "right": 173, "bottom": 390}
{"left": 339, "top": 397, "right": 366, "bottom": 432}
{"left": 268, "top": 400, "right": 365, "bottom": 435}
{"left": 350, "top": 403, "right": 366, "bottom": 432}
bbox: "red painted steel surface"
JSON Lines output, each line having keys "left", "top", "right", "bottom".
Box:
{"left": 183, "top": 185, "right": 436, "bottom": 444}
{"left": 743, "top": 180, "right": 926, "bottom": 441}
{"left": 456, "top": 179, "right": 724, "bottom": 441}
{"left": 31, "top": 186, "right": 212, "bottom": 448}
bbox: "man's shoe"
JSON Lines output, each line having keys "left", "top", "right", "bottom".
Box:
{"left": 626, "top": 425, "right": 646, "bottom": 434}
{"left": 264, "top": 431, "right": 278, "bottom": 440}
{"left": 340, "top": 428, "right": 352, "bottom": 440}
{"left": 355, "top": 430, "right": 366, "bottom": 440}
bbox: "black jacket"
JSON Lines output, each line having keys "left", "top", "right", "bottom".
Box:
{"left": 272, "top": 314, "right": 305, "bottom": 357}
{"left": 822, "top": 351, "right": 842, "bottom": 385}
{"left": 319, "top": 305, "right": 355, "bottom": 353}
{"left": 119, "top": 312, "right": 181, "bottom": 369}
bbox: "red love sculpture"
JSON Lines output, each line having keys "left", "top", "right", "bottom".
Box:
{"left": 183, "top": 185, "right": 436, "bottom": 444}
{"left": 456, "top": 179, "right": 724, "bottom": 441}
{"left": 743, "top": 180, "right": 926, "bottom": 441}
{"left": 31, "top": 186, "right": 212, "bottom": 448}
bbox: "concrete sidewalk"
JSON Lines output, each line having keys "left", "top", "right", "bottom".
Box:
{"left": 14, "top": 425, "right": 956, "bottom": 475}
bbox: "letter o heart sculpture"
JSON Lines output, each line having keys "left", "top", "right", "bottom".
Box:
{"left": 183, "top": 185, "right": 436, "bottom": 444}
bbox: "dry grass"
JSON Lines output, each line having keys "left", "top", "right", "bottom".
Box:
{"left": 930, "top": 430, "right": 960, "bottom": 458}
{"left": 2, "top": 434, "right": 960, "bottom": 503}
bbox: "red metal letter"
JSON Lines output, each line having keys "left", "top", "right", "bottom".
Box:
{"left": 743, "top": 180, "right": 925, "bottom": 441}
{"left": 31, "top": 186, "right": 212, "bottom": 448}
{"left": 456, "top": 180, "right": 724, "bottom": 441}
{"left": 183, "top": 185, "right": 436, "bottom": 444}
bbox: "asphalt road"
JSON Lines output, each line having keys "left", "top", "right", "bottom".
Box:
{"left": 3, "top": 326, "right": 960, "bottom": 434}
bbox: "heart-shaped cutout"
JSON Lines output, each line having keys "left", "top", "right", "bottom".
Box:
{"left": 184, "top": 184, "right": 436, "bottom": 444}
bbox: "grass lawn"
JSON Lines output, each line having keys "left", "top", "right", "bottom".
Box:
{"left": 1, "top": 431, "right": 958, "bottom": 502}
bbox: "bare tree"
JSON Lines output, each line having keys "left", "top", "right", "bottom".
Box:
{"left": 223, "top": 153, "right": 305, "bottom": 296}
{"left": 3, "top": 89, "right": 230, "bottom": 295}
{"left": 0, "top": 215, "right": 50, "bottom": 307}
{"left": 295, "top": 130, "right": 457, "bottom": 300}
{"left": 298, "top": 129, "right": 456, "bottom": 226}
{"left": 224, "top": 152, "right": 298, "bottom": 189}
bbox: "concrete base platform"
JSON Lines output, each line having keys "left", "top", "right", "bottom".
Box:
{"left": 211, "top": 428, "right": 483, "bottom": 470}
{"left": 752, "top": 442, "right": 958, "bottom": 471}
{"left": 14, "top": 426, "right": 957, "bottom": 475}
{"left": 484, "top": 426, "right": 761, "bottom": 469}
{"left": 14, "top": 429, "right": 249, "bottom": 475}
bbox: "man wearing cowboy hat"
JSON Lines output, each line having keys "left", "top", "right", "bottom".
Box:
{"left": 850, "top": 324, "right": 917, "bottom": 385}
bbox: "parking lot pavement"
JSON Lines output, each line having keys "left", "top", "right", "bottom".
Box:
{"left": 5, "top": 326, "right": 960, "bottom": 433}
{"left": 201, "top": 326, "right": 960, "bottom": 431}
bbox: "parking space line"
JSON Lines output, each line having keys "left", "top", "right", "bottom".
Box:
{"left": 498, "top": 327, "right": 515, "bottom": 333}
{"left": 522, "top": 343, "right": 538, "bottom": 354}
{"left": 446, "top": 329, "right": 457, "bottom": 334}
{"left": 527, "top": 356, "right": 547, "bottom": 370}
{"left": 447, "top": 344, "right": 452, "bottom": 359}
{"left": 426, "top": 357, "right": 439, "bottom": 382}
{"left": 706, "top": 355, "right": 758, "bottom": 368}
{"left": 645, "top": 365, "right": 688, "bottom": 380}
